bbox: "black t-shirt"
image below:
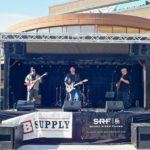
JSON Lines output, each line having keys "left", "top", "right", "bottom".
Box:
{"left": 64, "top": 73, "right": 80, "bottom": 88}
{"left": 119, "top": 74, "right": 130, "bottom": 92}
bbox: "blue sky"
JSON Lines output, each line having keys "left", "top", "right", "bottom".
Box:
{"left": 0, "top": 0, "right": 74, "bottom": 32}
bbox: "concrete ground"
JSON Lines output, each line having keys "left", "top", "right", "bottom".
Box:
{"left": 17, "top": 144, "right": 137, "bottom": 150}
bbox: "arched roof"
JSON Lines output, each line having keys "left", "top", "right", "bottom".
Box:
{"left": 7, "top": 13, "right": 150, "bottom": 32}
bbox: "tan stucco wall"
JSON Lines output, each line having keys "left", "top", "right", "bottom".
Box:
{"left": 48, "top": 0, "right": 130, "bottom": 16}
{"left": 120, "top": 5, "right": 150, "bottom": 20}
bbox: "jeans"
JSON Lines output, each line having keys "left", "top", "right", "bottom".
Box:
{"left": 27, "top": 89, "right": 39, "bottom": 102}
{"left": 117, "top": 91, "right": 130, "bottom": 109}
{"left": 68, "top": 89, "right": 80, "bottom": 101}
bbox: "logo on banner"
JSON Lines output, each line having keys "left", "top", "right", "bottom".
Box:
{"left": 93, "top": 117, "right": 122, "bottom": 128}
{"left": 22, "top": 119, "right": 70, "bottom": 134}
{"left": 22, "top": 120, "right": 34, "bottom": 134}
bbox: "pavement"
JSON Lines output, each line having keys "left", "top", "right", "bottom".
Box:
{"left": 17, "top": 144, "right": 137, "bottom": 150}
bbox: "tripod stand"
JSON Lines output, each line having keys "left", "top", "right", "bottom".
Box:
{"left": 55, "top": 86, "right": 62, "bottom": 107}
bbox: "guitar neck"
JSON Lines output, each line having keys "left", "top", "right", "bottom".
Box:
{"left": 74, "top": 82, "right": 81, "bottom": 87}
{"left": 30, "top": 73, "right": 47, "bottom": 84}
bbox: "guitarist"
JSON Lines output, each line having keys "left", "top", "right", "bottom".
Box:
{"left": 64, "top": 66, "right": 82, "bottom": 101}
{"left": 25, "top": 67, "right": 42, "bottom": 102}
{"left": 116, "top": 68, "right": 131, "bottom": 109}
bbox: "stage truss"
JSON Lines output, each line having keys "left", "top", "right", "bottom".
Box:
{"left": 0, "top": 32, "right": 150, "bottom": 43}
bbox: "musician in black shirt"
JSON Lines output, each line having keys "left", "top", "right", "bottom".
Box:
{"left": 64, "top": 67, "right": 82, "bottom": 101}
{"left": 116, "top": 68, "right": 131, "bottom": 109}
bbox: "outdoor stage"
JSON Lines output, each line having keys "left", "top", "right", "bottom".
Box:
{"left": 1, "top": 32, "right": 150, "bottom": 149}
{"left": 1, "top": 32, "right": 149, "bottom": 110}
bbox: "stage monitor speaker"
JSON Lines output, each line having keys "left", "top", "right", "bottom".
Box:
{"left": 131, "top": 123, "right": 150, "bottom": 149}
{"left": 63, "top": 101, "right": 81, "bottom": 111}
{"left": 105, "top": 101, "right": 124, "bottom": 111}
{"left": 16, "top": 100, "right": 35, "bottom": 111}
{"left": 0, "top": 124, "right": 23, "bottom": 149}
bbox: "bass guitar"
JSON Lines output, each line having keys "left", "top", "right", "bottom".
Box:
{"left": 66, "top": 79, "right": 88, "bottom": 93}
{"left": 25, "top": 72, "right": 48, "bottom": 92}
{"left": 116, "top": 75, "right": 124, "bottom": 93}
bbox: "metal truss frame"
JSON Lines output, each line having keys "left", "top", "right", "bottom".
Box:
{"left": 0, "top": 32, "right": 150, "bottom": 43}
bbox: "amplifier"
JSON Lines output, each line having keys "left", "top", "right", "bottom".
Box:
{"left": 16, "top": 100, "right": 35, "bottom": 111}
{"left": 131, "top": 123, "right": 150, "bottom": 149}
{"left": 63, "top": 101, "right": 81, "bottom": 111}
{"left": 105, "top": 101, "right": 124, "bottom": 111}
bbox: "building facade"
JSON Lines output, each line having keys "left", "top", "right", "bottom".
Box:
{"left": 7, "top": 0, "right": 150, "bottom": 34}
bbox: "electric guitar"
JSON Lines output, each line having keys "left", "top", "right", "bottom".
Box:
{"left": 66, "top": 79, "right": 88, "bottom": 93}
{"left": 25, "top": 72, "right": 48, "bottom": 92}
{"left": 116, "top": 75, "right": 124, "bottom": 93}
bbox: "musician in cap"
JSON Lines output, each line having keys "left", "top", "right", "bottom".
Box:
{"left": 116, "top": 68, "right": 131, "bottom": 109}
{"left": 64, "top": 66, "right": 83, "bottom": 101}
{"left": 24, "top": 67, "right": 42, "bottom": 102}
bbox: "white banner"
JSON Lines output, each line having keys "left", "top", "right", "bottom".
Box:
{"left": 2, "top": 112, "right": 72, "bottom": 140}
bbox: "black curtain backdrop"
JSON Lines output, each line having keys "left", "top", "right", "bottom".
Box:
{"left": 9, "top": 59, "right": 143, "bottom": 108}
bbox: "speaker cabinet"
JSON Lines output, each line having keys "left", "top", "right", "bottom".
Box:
{"left": 130, "top": 44, "right": 149, "bottom": 57}
{"left": 131, "top": 123, "right": 150, "bottom": 149}
{"left": 16, "top": 100, "right": 35, "bottom": 111}
{"left": 4, "top": 42, "right": 26, "bottom": 56}
{"left": 105, "top": 101, "right": 124, "bottom": 111}
{"left": 63, "top": 101, "right": 81, "bottom": 111}
{"left": 0, "top": 124, "right": 23, "bottom": 149}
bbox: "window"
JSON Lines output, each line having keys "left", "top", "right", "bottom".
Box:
{"left": 66, "top": 26, "right": 80, "bottom": 33}
{"left": 50, "top": 27, "right": 62, "bottom": 33}
{"left": 81, "top": 25, "right": 95, "bottom": 33}
{"left": 97, "top": 25, "right": 113, "bottom": 33}
{"left": 113, "top": 26, "right": 126, "bottom": 33}
{"left": 37, "top": 28, "right": 49, "bottom": 33}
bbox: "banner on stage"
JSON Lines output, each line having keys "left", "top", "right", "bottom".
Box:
{"left": 81, "top": 112, "right": 132, "bottom": 140}
{"left": 2, "top": 112, "right": 72, "bottom": 140}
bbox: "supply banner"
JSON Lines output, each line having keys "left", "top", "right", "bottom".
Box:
{"left": 2, "top": 112, "right": 72, "bottom": 140}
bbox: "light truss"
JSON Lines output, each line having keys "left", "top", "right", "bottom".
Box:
{"left": 0, "top": 32, "right": 150, "bottom": 43}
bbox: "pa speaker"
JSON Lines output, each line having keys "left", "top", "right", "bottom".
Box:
{"left": 63, "top": 101, "right": 81, "bottom": 111}
{"left": 0, "top": 124, "right": 23, "bottom": 149}
{"left": 131, "top": 123, "right": 150, "bottom": 149}
{"left": 4, "top": 42, "right": 26, "bottom": 56}
{"left": 105, "top": 101, "right": 124, "bottom": 111}
{"left": 16, "top": 100, "right": 35, "bottom": 111}
{"left": 130, "top": 44, "right": 149, "bottom": 56}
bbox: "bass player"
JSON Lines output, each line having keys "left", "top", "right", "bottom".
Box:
{"left": 25, "top": 67, "right": 42, "bottom": 102}
{"left": 116, "top": 68, "right": 131, "bottom": 109}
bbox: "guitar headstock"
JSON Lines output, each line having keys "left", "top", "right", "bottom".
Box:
{"left": 43, "top": 72, "right": 48, "bottom": 76}
{"left": 83, "top": 79, "right": 88, "bottom": 82}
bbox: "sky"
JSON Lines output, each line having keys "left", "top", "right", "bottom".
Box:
{"left": 0, "top": 0, "right": 74, "bottom": 32}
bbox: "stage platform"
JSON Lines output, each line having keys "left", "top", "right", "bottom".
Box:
{"left": 1, "top": 106, "right": 150, "bottom": 113}
{"left": 0, "top": 107, "right": 150, "bottom": 149}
